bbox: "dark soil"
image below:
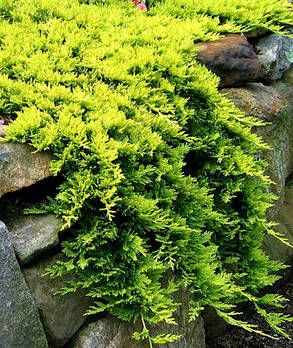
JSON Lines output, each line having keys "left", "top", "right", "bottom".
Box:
{"left": 206, "top": 276, "right": 293, "bottom": 348}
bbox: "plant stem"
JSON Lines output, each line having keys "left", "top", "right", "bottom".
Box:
{"left": 141, "top": 314, "right": 153, "bottom": 348}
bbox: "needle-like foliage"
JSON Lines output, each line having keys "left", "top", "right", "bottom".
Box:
{"left": 1, "top": 0, "right": 293, "bottom": 344}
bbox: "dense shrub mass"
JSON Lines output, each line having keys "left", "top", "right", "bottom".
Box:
{"left": 1, "top": 0, "right": 293, "bottom": 344}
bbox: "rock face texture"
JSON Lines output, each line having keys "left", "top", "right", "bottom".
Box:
{"left": 70, "top": 315, "right": 205, "bottom": 348}
{"left": 0, "top": 125, "right": 6, "bottom": 137}
{"left": 0, "top": 143, "right": 52, "bottom": 198}
{"left": 71, "top": 293, "right": 206, "bottom": 348}
{"left": 22, "top": 253, "right": 92, "bottom": 348}
{"left": 195, "top": 34, "right": 263, "bottom": 87}
{"left": 6, "top": 214, "right": 63, "bottom": 265}
{"left": 264, "top": 179, "right": 293, "bottom": 263}
{"left": 256, "top": 33, "right": 293, "bottom": 81}
{"left": 222, "top": 83, "right": 292, "bottom": 217}
{"left": 0, "top": 221, "right": 48, "bottom": 348}
{"left": 222, "top": 78, "right": 293, "bottom": 264}
{"left": 221, "top": 83, "right": 286, "bottom": 122}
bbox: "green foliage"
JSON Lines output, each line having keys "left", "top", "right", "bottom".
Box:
{"left": 152, "top": 0, "right": 293, "bottom": 36}
{"left": 0, "top": 0, "right": 293, "bottom": 344}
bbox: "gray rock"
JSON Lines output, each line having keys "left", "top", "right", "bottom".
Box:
{"left": 0, "top": 125, "right": 6, "bottom": 137}
{"left": 6, "top": 214, "right": 63, "bottom": 265}
{"left": 22, "top": 253, "right": 92, "bottom": 348}
{"left": 70, "top": 288, "right": 205, "bottom": 348}
{"left": 263, "top": 179, "right": 293, "bottom": 263}
{"left": 268, "top": 73, "right": 293, "bottom": 219}
{"left": 0, "top": 221, "right": 48, "bottom": 348}
{"left": 0, "top": 142, "right": 52, "bottom": 198}
{"left": 256, "top": 33, "right": 293, "bottom": 81}
{"left": 71, "top": 316, "right": 205, "bottom": 348}
{"left": 261, "top": 101, "right": 293, "bottom": 220}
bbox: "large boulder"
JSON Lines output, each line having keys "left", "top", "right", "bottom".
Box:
{"left": 195, "top": 34, "right": 263, "bottom": 87}
{"left": 0, "top": 142, "right": 52, "bottom": 198}
{"left": 6, "top": 214, "right": 63, "bottom": 265}
{"left": 22, "top": 253, "right": 92, "bottom": 348}
{"left": 256, "top": 33, "right": 293, "bottom": 81}
{"left": 70, "top": 287, "right": 205, "bottom": 348}
{"left": 0, "top": 221, "right": 48, "bottom": 348}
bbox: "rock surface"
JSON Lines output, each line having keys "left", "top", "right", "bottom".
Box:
{"left": 6, "top": 214, "right": 63, "bottom": 265}
{"left": 222, "top": 83, "right": 292, "bottom": 219}
{"left": 244, "top": 28, "right": 269, "bottom": 39}
{"left": 223, "top": 81, "right": 293, "bottom": 263}
{"left": 256, "top": 33, "right": 293, "bottom": 81}
{"left": 202, "top": 307, "right": 227, "bottom": 341}
{"left": 269, "top": 73, "right": 293, "bottom": 220}
{"left": 22, "top": 253, "right": 92, "bottom": 348}
{"left": 221, "top": 83, "right": 286, "bottom": 122}
{"left": 70, "top": 315, "right": 203, "bottom": 348}
{"left": 70, "top": 287, "right": 205, "bottom": 348}
{"left": 71, "top": 316, "right": 205, "bottom": 348}
{"left": 0, "top": 142, "right": 52, "bottom": 198}
{"left": 195, "top": 34, "right": 263, "bottom": 87}
{"left": 0, "top": 125, "right": 6, "bottom": 137}
{"left": 0, "top": 221, "right": 48, "bottom": 348}
{"left": 264, "top": 179, "right": 293, "bottom": 263}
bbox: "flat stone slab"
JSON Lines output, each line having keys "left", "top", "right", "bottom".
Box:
{"left": 195, "top": 34, "right": 263, "bottom": 87}
{"left": 0, "top": 142, "right": 52, "bottom": 198}
{"left": 7, "top": 214, "right": 63, "bottom": 265}
{"left": 23, "top": 253, "right": 92, "bottom": 348}
{"left": 0, "top": 221, "right": 48, "bottom": 348}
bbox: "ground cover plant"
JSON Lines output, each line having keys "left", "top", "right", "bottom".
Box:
{"left": 0, "top": 0, "right": 293, "bottom": 345}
